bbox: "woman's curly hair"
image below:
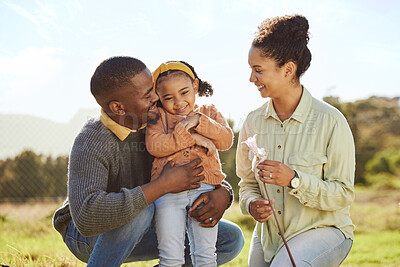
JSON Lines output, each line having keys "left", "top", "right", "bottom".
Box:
{"left": 252, "top": 14, "right": 312, "bottom": 78}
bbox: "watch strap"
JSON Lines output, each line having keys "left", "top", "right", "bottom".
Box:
{"left": 289, "top": 170, "right": 299, "bottom": 189}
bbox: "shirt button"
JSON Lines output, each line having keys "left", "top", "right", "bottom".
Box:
{"left": 183, "top": 151, "right": 189, "bottom": 157}
{"left": 293, "top": 191, "right": 297, "bottom": 194}
{"left": 277, "top": 145, "right": 282, "bottom": 149}
{"left": 281, "top": 124, "right": 284, "bottom": 128}
{"left": 278, "top": 211, "right": 282, "bottom": 215}
{"left": 277, "top": 189, "right": 281, "bottom": 193}
{"left": 304, "top": 202, "right": 308, "bottom": 205}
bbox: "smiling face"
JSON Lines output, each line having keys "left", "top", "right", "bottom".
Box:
{"left": 126, "top": 68, "right": 159, "bottom": 123}
{"left": 109, "top": 68, "right": 159, "bottom": 129}
{"left": 248, "top": 46, "right": 287, "bottom": 99}
{"left": 156, "top": 72, "right": 198, "bottom": 116}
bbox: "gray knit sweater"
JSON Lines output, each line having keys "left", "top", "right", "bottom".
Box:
{"left": 53, "top": 116, "right": 154, "bottom": 238}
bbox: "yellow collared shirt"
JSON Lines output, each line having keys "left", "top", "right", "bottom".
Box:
{"left": 100, "top": 109, "right": 146, "bottom": 141}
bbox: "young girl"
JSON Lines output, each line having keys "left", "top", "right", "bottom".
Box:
{"left": 145, "top": 61, "right": 234, "bottom": 267}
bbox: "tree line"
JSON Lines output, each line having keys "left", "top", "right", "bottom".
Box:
{"left": 0, "top": 151, "right": 68, "bottom": 201}
{"left": 324, "top": 96, "right": 400, "bottom": 189}
{"left": 1, "top": 96, "right": 399, "bottom": 202}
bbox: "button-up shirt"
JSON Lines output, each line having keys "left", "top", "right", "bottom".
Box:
{"left": 236, "top": 87, "right": 355, "bottom": 262}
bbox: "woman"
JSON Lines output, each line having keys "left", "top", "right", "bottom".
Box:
{"left": 237, "top": 15, "right": 355, "bottom": 266}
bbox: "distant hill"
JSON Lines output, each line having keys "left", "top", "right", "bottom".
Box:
{"left": 0, "top": 109, "right": 99, "bottom": 159}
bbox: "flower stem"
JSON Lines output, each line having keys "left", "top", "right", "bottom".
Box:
{"left": 263, "top": 182, "right": 296, "bottom": 267}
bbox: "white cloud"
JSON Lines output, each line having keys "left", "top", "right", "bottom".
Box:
{"left": 165, "top": 0, "right": 216, "bottom": 36}
{"left": 0, "top": 46, "right": 64, "bottom": 105}
{"left": 4, "top": 0, "right": 71, "bottom": 42}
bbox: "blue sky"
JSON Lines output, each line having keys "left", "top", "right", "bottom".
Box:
{"left": 1, "top": 0, "right": 399, "bottom": 126}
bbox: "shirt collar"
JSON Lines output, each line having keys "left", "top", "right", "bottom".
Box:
{"left": 100, "top": 109, "right": 146, "bottom": 141}
{"left": 264, "top": 86, "right": 312, "bottom": 123}
{"left": 290, "top": 87, "right": 312, "bottom": 123}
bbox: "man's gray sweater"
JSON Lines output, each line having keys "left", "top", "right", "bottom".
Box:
{"left": 53, "top": 117, "right": 154, "bottom": 238}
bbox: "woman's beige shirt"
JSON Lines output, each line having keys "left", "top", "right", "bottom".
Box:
{"left": 237, "top": 88, "right": 355, "bottom": 262}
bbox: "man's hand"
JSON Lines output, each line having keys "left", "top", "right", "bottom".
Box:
{"left": 180, "top": 114, "right": 201, "bottom": 130}
{"left": 188, "top": 186, "right": 230, "bottom": 227}
{"left": 160, "top": 159, "right": 205, "bottom": 194}
{"left": 141, "top": 158, "right": 205, "bottom": 204}
{"left": 249, "top": 198, "right": 275, "bottom": 223}
{"left": 192, "top": 133, "right": 217, "bottom": 156}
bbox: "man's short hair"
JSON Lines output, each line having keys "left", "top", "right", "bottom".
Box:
{"left": 90, "top": 56, "right": 147, "bottom": 98}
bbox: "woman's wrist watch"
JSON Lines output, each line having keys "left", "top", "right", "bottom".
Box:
{"left": 289, "top": 170, "right": 300, "bottom": 189}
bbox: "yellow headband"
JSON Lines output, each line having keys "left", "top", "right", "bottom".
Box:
{"left": 152, "top": 62, "right": 195, "bottom": 90}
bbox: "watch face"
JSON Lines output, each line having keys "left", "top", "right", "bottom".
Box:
{"left": 291, "top": 177, "right": 300, "bottom": 188}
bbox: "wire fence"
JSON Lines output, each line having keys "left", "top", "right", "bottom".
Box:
{"left": 0, "top": 111, "right": 97, "bottom": 202}
{"left": 1, "top": 96, "right": 399, "bottom": 202}
{"left": 0, "top": 151, "right": 68, "bottom": 202}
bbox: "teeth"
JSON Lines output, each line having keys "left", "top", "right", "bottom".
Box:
{"left": 176, "top": 106, "right": 187, "bottom": 112}
{"left": 257, "top": 85, "right": 264, "bottom": 89}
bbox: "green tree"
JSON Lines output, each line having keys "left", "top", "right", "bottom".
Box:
{"left": 324, "top": 96, "right": 400, "bottom": 185}
{"left": 219, "top": 119, "right": 240, "bottom": 200}
{"left": 0, "top": 158, "right": 16, "bottom": 200}
{"left": 43, "top": 155, "right": 68, "bottom": 197}
{"left": 364, "top": 148, "right": 400, "bottom": 189}
{"left": 12, "top": 150, "right": 46, "bottom": 199}
{"left": 0, "top": 151, "right": 68, "bottom": 201}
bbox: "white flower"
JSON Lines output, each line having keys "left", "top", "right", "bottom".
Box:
{"left": 243, "top": 134, "right": 267, "bottom": 169}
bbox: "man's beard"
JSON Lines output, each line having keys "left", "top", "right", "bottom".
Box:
{"left": 147, "top": 112, "right": 159, "bottom": 125}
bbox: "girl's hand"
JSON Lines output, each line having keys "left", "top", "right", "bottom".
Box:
{"left": 249, "top": 198, "right": 275, "bottom": 223}
{"left": 257, "top": 160, "right": 295, "bottom": 187}
{"left": 192, "top": 133, "right": 217, "bottom": 156}
{"left": 180, "top": 114, "right": 201, "bottom": 130}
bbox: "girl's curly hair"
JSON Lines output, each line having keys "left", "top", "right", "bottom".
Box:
{"left": 155, "top": 61, "right": 213, "bottom": 97}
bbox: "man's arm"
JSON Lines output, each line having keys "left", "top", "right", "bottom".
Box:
{"left": 69, "top": 128, "right": 205, "bottom": 237}
{"left": 141, "top": 159, "right": 205, "bottom": 204}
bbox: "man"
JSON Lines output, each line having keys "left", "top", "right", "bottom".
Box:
{"left": 53, "top": 56, "right": 244, "bottom": 266}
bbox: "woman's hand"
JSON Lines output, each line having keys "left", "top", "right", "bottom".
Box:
{"left": 188, "top": 186, "right": 230, "bottom": 227}
{"left": 192, "top": 133, "right": 217, "bottom": 155}
{"left": 180, "top": 114, "right": 201, "bottom": 130}
{"left": 249, "top": 198, "right": 275, "bottom": 223}
{"left": 257, "top": 160, "right": 295, "bottom": 187}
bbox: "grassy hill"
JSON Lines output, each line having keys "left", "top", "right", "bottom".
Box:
{"left": 0, "top": 109, "right": 99, "bottom": 159}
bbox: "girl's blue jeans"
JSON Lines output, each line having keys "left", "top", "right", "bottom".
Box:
{"left": 64, "top": 203, "right": 244, "bottom": 266}
{"left": 155, "top": 183, "right": 217, "bottom": 267}
{"left": 248, "top": 226, "right": 353, "bottom": 267}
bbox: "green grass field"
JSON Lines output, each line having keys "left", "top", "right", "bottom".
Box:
{"left": 1, "top": 188, "right": 399, "bottom": 266}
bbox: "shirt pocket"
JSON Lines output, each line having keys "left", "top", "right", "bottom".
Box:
{"left": 288, "top": 153, "right": 327, "bottom": 178}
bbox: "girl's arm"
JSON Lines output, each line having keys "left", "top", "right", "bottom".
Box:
{"left": 145, "top": 113, "right": 196, "bottom": 158}
{"left": 191, "top": 133, "right": 216, "bottom": 155}
{"left": 193, "top": 104, "right": 234, "bottom": 151}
